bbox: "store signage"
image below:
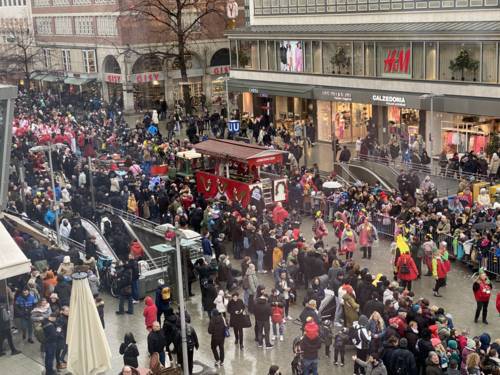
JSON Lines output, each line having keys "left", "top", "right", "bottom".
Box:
{"left": 104, "top": 73, "right": 122, "bottom": 83}
{"left": 228, "top": 120, "right": 240, "bottom": 133}
{"left": 383, "top": 47, "right": 411, "bottom": 77}
{"left": 249, "top": 88, "right": 259, "bottom": 94}
{"left": 128, "top": 71, "right": 164, "bottom": 84}
{"left": 372, "top": 94, "right": 407, "bottom": 107}
{"left": 319, "top": 89, "right": 352, "bottom": 102}
{"left": 210, "top": 65, "right": 230, "bottom": 75}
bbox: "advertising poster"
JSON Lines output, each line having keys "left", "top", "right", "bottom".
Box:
{"left": 273, "top": 179, "right": 288, "bottom": 202}
{"left": 279, "top": 41, "right": 304, "bottom": 72}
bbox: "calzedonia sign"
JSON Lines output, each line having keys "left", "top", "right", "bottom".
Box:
{"left": 372, "top": 94, "right": 407, "bottom": 107}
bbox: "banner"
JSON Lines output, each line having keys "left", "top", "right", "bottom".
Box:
{"left": 196, "top": 171, "right": 251, "bottom": 207}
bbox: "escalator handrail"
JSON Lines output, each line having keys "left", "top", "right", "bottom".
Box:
{"left": 80, "top": 218, "right": 119, "bottom": 261}
{"left": 344, "top": 163, "right": 393, "bottom": 191}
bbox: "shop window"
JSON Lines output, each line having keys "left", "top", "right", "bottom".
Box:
{"left": 62, "top": 49, "right": 71, "bottom": 72}
{"left": 304, "top": 41, "right": 312, "bottom": 73}
{"left": 82, "top": 49, "right": 97, "bottom": 73}
{"left": 259, "top": 41, "right": 267, "bottom": 70}
{"left": 267, "top": 41, "right": 276, "bottom": 71}
{"left": 376, "top": 42, "right": 411, "bottom": 78}
{"left": 237, "top": 40, "right": 257, "bottom": 69}
{"left": 230, "top": 40, "right": 237, "bottom": 68}
{"left": 412, "top": 42, "right": 424, "bottom": 80}
{"left": 482, "top": 42, "right": 497, "bottom": 83}
{"left": 364, "top": 43, "right": 374, "bottom": 77}
{"left": 277, "top": 41, "right": 304, "bottom": 72}
{"left": 323, "top": 42, "right": 352, "bottom": 75}
{"left": 425, "top": 42, "right": 437, "bottom": 80}
{"left": 312, "top": 41, "right": 321, "bottom": 74}
{"left": 353, "top": 42, "right": 363, "bottom": 76}
{"left": 439, "top": 42, "right": 480, "bottom": 82}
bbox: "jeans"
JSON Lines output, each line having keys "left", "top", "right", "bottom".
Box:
{"left": 55, "top": 340, "right": 67, "bottom": 364}
{"left": 272, "top": 322, "right": 284, "bottom": 337}
{"left": 118, "top": 295, "right": 133, "bottom": 313}
{"left": 132, "top": 279, "right": 139, "bottom": 301}
{"left": 256, "top": 250, "right": 264, "bottom": 272}
{"left": 233, "top": 241, "right": 242, "bottom": 259}
{"left": 334, "top": 297, "right": 343, "bottom": 326}
{"left": 211, "top": 341, "right": 225, "bottom": 363}
{"left": 302, "top": 358, "right": 319, "bottom": 375}
{"left": 45, "top": 342, "right": 57, "bottom": 375}
{"left": 20, "top": 317, "right": 33, "bottom": 339}
{"left": 475, "top": 300, "right": 489, "bottom": 322}
{"left": 334, "top": 347, "right": 345, "bottom": 364}
{"left": 256, "top": 320, "right": 271, "bottom": 346}
{"left": 243, "top": 289, "right": 249, "bottom": 306}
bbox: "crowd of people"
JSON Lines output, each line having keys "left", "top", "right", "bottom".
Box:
{"left": 0, "top": 91, "right": 499, "bottom": 375}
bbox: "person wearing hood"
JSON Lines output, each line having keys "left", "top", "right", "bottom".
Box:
{"left": 489, "top": 152, "right": 500, "bottom": 178}
{"left": 143, "top": 296, "right": 158, "bottom": 332}
{"left": 201, "top": 278, "right": 217, "bottom": 318}
{"left": 477, "top": 188, "right": 491, "bottom": 208}
{"left": 254, "top": 293, "right": 273, "bottom": 349}
{"left": 352, "top": 315, "right": 371, "bottom": 375}
{"left": 299, "top": 299, "right": 321, "bottom": 327}
{"left": 59, "top": 219, "right": 71, "bottom": 238}
{"left": 389, "top": 338, "right": 417, "bottom": 375}
{"left": 479, "top": 333, "right": 491, "bottom": 353}
{"left": 208, "top": 310, "right": 227, "bottom": 367}
{"left": 174, "top": 313, "right": 199, "bottom": 374}
{"left": 85, "top": 236, "right": 99, "bottom": 260}
{"left": 57, "top": 256, "right": 74, "bottom": 278}
{"left": 244, "top": 263, "right": 258, "bottom": 313}
{"left": 43, "top": 271, "right": 58, "bottom": 299}
{"left": 54, "top": 275, "right": 71, "bottom": 307}
{"left": 214, "top": 290, "right": 228, "bottom": 318}
{"left": 352, "top": 353, "right": 387, "bottom": 375}
{"left": 119, "top": 332, "right": 139, "bottom": 368}
{"left": 155, "top": 280, "right": 172, "bottom": 324}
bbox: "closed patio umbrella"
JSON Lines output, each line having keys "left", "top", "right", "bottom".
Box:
{"left": 67, "top": 272, "right": 111, "bottom": 375}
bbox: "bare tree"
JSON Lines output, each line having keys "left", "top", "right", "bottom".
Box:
{"left": 121, "top": 0, "right": 225, "bottom": 114}
{"left": 0, "top": 26, "right": 44, "bottom": 90}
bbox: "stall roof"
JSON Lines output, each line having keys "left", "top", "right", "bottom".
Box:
{"left": 0, "top": 219, "right": 31, "bottom": 279}
{"left": 194, "top": 139, "right": 285, "bottom": 166}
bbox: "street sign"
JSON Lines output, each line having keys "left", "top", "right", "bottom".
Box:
{"left": 228, "top": 120, "right": 240, "bottom": 133}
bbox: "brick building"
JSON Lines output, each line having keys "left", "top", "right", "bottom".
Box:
{"left": 31, "top": 0, "right": 245, "bottom": 112}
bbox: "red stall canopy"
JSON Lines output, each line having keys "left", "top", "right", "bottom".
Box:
{"left": 194, "top": 139, "right": 284, "bottom": 168}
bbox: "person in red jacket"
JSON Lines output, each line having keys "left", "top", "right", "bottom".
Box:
{"left": 129, "top": 240, "right": 144, "bottom": 260}
{"left": 496, "top": 291, "right": 500, "bottom": 317}
{"left": 472, "top": 269, "right": 492, "bottom": 324}
{"left": 396, "top": 252, "right": 419, "bottom": 291}
{"left": 143, "top": 296, "right": 158, "bottom": 332}
{"left": 272, "top": 203, "right": 289, "bottom": 226}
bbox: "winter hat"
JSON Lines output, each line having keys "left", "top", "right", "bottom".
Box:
{"left": 465, "top": 338, "right": 476, "bottom": 350}
{"left": 49, "top": 293, "right": 59, "bottom": 300}
{"left": 358, "top": 315, "right": 369, "bottom": 327}
{"left": 447, "top": 340, "right": 458, "bottom": 350}
{"left": 400, "top": 338, "right": 408, "bottom": 349}
{"left": 63, "top": 256, "right": 71, "bottom": 264}
{"left": 411, "top": 304, "right": 420, "bottom": 313}
{"left": 479, "top": 333, "right": 491, "bottom": 351}
{"left": 431, "top": 338, "right": 441, "bottom": 347}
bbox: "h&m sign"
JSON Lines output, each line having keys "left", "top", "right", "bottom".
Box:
{"left": 383, "top": 47, "right": 411, "bottom": 77}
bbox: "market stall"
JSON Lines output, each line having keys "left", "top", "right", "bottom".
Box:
{"left": 193, "top": 139, "right": 287, "bottom": 207}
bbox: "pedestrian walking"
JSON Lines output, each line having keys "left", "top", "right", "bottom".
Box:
{"left": 227, "top": 292, "right": 247, "bottom": 350}
{"left": 119, "top": 333, "right": 139, "bottom": 368}
{"left": 208, "top": 310, "right": 227, "bottom": 367}
{"left": 472, "top": 268, "right": 492, "bottom": 324}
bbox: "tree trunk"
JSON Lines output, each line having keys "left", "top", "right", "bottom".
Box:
{"left": 177, "top": 38, "right": 192, "bottom": 115}
{"left": 24, "top": 49, "right": 30, "bottom": 91}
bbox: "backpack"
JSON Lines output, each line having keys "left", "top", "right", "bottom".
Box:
{"left": 161, "top": 287, "right": 171, "bottom": 301}
{"left": 33, "top": 321, "right": 46, "bottom": 344}
{"left": 349, "top": 327, "right": 361, "bottom": 346}
{"left": 271, "top": 306, "right": 283, "bottom": 323}
{"left": 393, "top": 354, "right": 408, "bottom": 375}
{"left": 304, "top": 320, "right": 319, "bottom": 340}
{"left": 399, "top": 260, "right": 410, "bottom": 275}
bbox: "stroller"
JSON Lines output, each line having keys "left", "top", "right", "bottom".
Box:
{"left": 318, "top": 289, "right": 336, "bottom": 321}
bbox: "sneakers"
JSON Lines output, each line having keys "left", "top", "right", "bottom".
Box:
{"left": 279, "top": 335, "right": 284, "bottom": 342}
{"left": 115, "top": 311, "right": 124, "bottom": 315}
{"left": 220, "top": 362, "right": 224, "bottom": 367}
{"left": 265, "top": 344, "right": 274, "bottom": 350}
{"left": 214, "top": 361, "right": 220, "bottom": 367}
{"left": 11, "top": 350, "right": 21, "bottom": 355}
{"left": 287, "top": 316, "right": 293, "bottom": 320}
{"left": 257, "top": 344, "right": 263, "bottom": 348}
{"left": 132, "top": 300, "right": 139, "bottom": 304}
{"left": 334, "top": 362, "right": 339, "bottom": 366}
{"left": 271, "top": 335, "right": 276, "bottom": 341}
{"left": 433, "top": 291, "right": 442, "bottom": 298}
{"left": 340, "top": 363, "right": 345, "bottom": 367}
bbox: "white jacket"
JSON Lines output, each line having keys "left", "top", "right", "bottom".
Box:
{"left": 214, "top": 292, "right": 228, "bottom": 313}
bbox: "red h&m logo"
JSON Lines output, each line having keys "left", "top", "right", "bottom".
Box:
{"left": 384, "top": 48, "right": 411, "bottom": 74}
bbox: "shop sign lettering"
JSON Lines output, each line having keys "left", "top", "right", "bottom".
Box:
{"left": 383, "top": 48, "right": 411, "bottom": 76}
{"left": 128, "top": 71, "right": 164, "bottom": 84}
{"left": 105, "top": 74, "right": 122, "bottom": 83}
{"left": 210, "top": 65, "right": 230, "bottom": 75}
{"left": 320, "top": 90, "right": 352, "bottom": 102}
{"left": 249, "top": 88, "right": 259, "bottom": 94}
{"left": 372, "top": 94, "right": 406, "bottom": 107}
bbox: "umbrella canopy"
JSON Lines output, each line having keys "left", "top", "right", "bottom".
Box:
{"left": 322, "top": 181, "right": 342, "bottom": 189}
{"left": 67, "top": 272, "right": 111, "bottom": 375}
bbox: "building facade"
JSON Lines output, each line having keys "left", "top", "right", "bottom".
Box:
{"left": 227, "top": 1, "right": 500, "bottom": 157}
{"left": 31, "top": 0, "right": 245, "bottom": 112}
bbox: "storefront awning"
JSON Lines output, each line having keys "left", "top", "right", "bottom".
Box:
{"left": 0, "top": 219, "right": 31, "bottom": 279}
{"left": 64, "top": 77, "right": 95, "bottom": 86}
{"left": 228, "top": 79, "right": 313, "bottom": 99}
{"left": 40, "top": 74, "right": 60, "bottom": 83}
{"left": 194, "top": 139, "right": 285, "bottom": 166}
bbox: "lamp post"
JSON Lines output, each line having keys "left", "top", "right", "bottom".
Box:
{"left": 29, "top": 143, "right": 67, "bottom": 245}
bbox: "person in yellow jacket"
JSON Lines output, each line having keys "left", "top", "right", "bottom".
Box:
{"left": 272, "top": 245, "right": 283, "bottom": 271}
{"left": 431, "top": 243, "right": 450, "bottom": 297}
{"left": 127, "top": 194, "right": 138, "bottom": 215}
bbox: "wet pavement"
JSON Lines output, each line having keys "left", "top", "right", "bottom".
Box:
{"left": 4, "top": 215, "right": 499, "bottom": 375}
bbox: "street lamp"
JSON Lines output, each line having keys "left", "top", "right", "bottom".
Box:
{"left": 163, "top": 224, "right": 199, "bottom": 375}
{"left": 29, "top": 143, "right": 67, "bottom": 245}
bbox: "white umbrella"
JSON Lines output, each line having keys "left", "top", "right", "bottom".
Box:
{"left": 322, "top": 181, "right": 342, "bottom": 189}
{"left": 67, "top": 272, "right": 111, "bottom": 375}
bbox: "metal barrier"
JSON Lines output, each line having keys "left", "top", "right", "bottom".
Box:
{"left": 369, "top": 212, "right": 499, "bottom": 277}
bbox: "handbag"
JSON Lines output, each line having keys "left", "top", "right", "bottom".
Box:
{"left": 241, "top": 312, "right": 252, "bottom": 328}
{"left": 223, "top": 317, "right": 230, "bottom": 338}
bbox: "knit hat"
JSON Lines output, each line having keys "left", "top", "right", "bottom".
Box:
{"left": 399, "top": 338, "right": 408, "bottom": 349}
{"left": 63, "top": 256, "right": 71, "bottom": 264}
{"left": 411, "top": 304, "right": 420, "bottom": 313}
{"left": 447, "top": 340, "right": 458, "bottom": 350}
{"left": 431, "top": 338, "right": 441, "bottom": 347}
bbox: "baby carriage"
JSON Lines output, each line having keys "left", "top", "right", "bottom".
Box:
{"left": 318, "top": 289, "right": 336, "bottom": 321}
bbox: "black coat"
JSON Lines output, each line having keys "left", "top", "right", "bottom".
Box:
{"left": 54, "top": 281, "right": 72, "bottom": 306}
{"left": 147, "top": 330, "right": 166, "bottom": 355}
{"left": 201, "top": 283, "right": 217, "bottom": 312}
{"left": 390, "top": 348, "right": 418, "bottom": 375}
{"left": 119, "top": 342, "right": 139, "bottom": 368}
{"left": 227, "top": 299, "right": 246, "bottom": 328}
{"left": 253, "top": 297, "right": 271, "bottom": 322}
{"left": 208, "top": 314, "right": 226, "bottom": 344}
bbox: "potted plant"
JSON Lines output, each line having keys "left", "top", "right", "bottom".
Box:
{"left": 449, "top": 48, "right": 479, "bottom": 81}
{"left": 468, "top": 59, "right": 479, "bottom": 81}
{"left": 448, "top": 60, "right": 459, "bottom": 80}
{"left": 238, "top": 50, "right": 250, "bottom": 68}
{"left": 330, "top": 47, "right": 351, "bottom": 75}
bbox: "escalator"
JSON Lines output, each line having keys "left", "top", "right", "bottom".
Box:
{"left": 334, "top": 163, "right": 394, "bottom": 191}
{"left": 80, "top": 218, "right": 118, "bottom": 261}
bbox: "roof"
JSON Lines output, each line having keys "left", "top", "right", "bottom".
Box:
{"left": 227, "top": 21, "right": 500, "bottom": 36}
{"left": 194, "top": 139, "right": 284, "bottom": 165}
{"left": 0, "top": 220, "right": 31, "bottom": 279}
